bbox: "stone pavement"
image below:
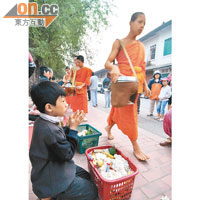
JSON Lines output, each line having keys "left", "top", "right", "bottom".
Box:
{"left": 29, "top": 105, "right": 171, "bottom": 200}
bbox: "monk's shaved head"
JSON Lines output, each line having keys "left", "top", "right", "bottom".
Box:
{"left": 130, "top": 12, "right": 145, "bottom": 22}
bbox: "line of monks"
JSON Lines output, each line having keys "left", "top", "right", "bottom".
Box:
{"left": 62, "top": 55, "right": 92, "bottom": 121}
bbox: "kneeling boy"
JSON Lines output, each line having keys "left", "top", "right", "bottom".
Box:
{"left": 30, "top": 81, "right": 98, "bottom": 200}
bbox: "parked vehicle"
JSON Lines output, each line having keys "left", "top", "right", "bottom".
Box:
{"left": 97, "top": 82, "right": 104, "bottom": 93}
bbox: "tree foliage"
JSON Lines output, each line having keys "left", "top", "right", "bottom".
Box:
{"left": 29, "top": 0, "right": 114, "bottom": 80}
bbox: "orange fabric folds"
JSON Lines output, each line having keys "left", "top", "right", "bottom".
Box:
{"left": 150, "top": 84, "right": 162, "bottom": 100}
{"left": 70, "top": 67, "right": 92, "bottom": 113}
{"left": 107, "top": 41, "right": 146, "bottom": 141}
{"left": 75, "top": 82, "right": 84, "bottom": 95}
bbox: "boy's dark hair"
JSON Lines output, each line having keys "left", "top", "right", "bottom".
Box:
{"left": 130, "top": 12, "right": 145, "bottom": 22}
{"left": 30, "top": 81, "right": 66, "bottom": 113}
{"left": 76, "top": 55, "right": 84, "bottom": 63}
{"left": 40, "top": 66, "right": 50, "bottom": 76}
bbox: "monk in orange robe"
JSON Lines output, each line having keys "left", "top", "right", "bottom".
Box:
{"left": 70, "top": 55, "right": 92, "bottom": 119}
{"left": 104, "top": 12, "right": 151, "bottom": 161}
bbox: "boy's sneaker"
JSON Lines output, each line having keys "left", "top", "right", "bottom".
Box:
{"left": 154, "top": 116, "right": 160, "bottom": 120}
{"left": 147, "top": 114, "right": 153, "bottom": 116}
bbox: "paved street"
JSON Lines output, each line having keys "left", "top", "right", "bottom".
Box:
{"left": 89, "top": 93, "right": 168, "bottom": 139}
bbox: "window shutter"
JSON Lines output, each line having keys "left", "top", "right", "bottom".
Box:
{"left": 163, "top": 37, "right": 172, "bottom": 56}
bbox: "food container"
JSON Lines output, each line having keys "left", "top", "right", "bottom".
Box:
{"left": 77, "top": 124, "right": 102, "bottom": 154}
{"left": 85, "top": 146, "right": 139, "bottom": 200}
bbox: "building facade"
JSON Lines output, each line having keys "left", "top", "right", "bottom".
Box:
{"left": 140, "top": 20, "right": 172, "bottom": 82}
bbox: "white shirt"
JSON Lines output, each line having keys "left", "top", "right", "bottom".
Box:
{"left": 40, "top": 113, "right": 64, "bottom": 123}
{"left": 159, "top": 85, "right": 172, "bottom": 101}
{"left": 90, "top": 76, "right": 98, "bottom": 90}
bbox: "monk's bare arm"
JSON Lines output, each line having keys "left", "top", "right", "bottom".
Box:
{"left": 105, "top": 40, "right": 120, "bottom": 70}
{"left": 104, "top": 40, "right": 121, "bottom": 83}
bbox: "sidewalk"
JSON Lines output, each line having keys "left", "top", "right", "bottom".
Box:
{"left": 29, "top": 105, "right": 171, "bottom": 200}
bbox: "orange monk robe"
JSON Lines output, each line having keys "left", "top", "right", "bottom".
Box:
{"left": 65, "top": 95, "right": 72, "bottom": 105}
{"left": 70, "top": 67, "right": 92, "bottom": 113}
{"left": 66, "top": 95, "right": 72, "bottom": 105}
{"left": 107, "top": 41, "right": 146, "bottom": 141}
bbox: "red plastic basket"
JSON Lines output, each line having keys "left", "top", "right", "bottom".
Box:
{"left": 85, "top": 146, "right": 139, "bottom": 200}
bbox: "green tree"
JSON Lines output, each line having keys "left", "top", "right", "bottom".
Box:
{"left": 29, "top": 0, "right": 114, "bottom": 83}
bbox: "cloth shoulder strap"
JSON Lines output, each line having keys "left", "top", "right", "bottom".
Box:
{"left": 71, "top": 67, "right": 77, "bottom": 86}
{"left": 118, "top": 39, "right": 137, "bottom": 77}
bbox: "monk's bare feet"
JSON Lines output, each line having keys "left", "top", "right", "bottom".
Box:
{"left": 131, "top": 141, "right": 149, "bottom": 161}
{"left": 105, "top": 125, "right": 114, "bottom": 140}
{"left": 134, "top": 149, "right": 149, "bottom": 161}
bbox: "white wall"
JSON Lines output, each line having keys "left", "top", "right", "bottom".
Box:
{"left": 142, "top": 25, "right": 172, "bottom": 68}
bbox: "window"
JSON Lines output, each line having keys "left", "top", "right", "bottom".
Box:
{"left": 163, "top": 37, "right": 172, "bottom": 56}
{"left": 150, "top": 44, "right": 156, "bottom": 59}
{"left": 162, "top": 68, "right": 170, "bottom": 73}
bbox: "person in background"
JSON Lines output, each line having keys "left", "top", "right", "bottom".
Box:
{"left": 160, "top": 108, "right": 172, "bottom": 146}
{"left": 62, "top": 66, "right": 72, "bottom": 106}
{"left": 104, "top": 12, "right": 151, "bottom": 161}
{"left": 103, "top": 72, "right": 112, "bottom": 108}
{"left": 70, "top": 55, "right": 92, "bottom": 121}
{"left": 167, "top": 72, "right": 172, "bottom": 110}
{"left": 147, "top": 70, "right": 162, "bottom": 116}
{"left": 29, "top": 101, "right": 40, "bottom": 122}
{"left": 155, "top": 77, "right": 171, "bottom": 121}
{"left": 48, "top": 67, "right": 54, "bottom": 81}
{"left": 29, "top": 52, "right": 36, "bottom": 78}
{"left": 137, "top": 93, "right": 142, "bottom": 114}
{"left": 63, "top": 66, "right": 71, "bottom": 85}
{"left": 39, "top": 66, "right": 51, "bottom": 82}
{"left": 87, "top": 85, "right": 91, "bottom": 101}
{"left": 58, "top": 79, "right": 64, "bottom": 86}
{"left": 90, "top": 72, "right": 98, "bottom": 107}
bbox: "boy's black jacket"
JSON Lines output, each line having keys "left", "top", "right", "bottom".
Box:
{"left": 29, "top": 117, "right": 78, "bottom": 198}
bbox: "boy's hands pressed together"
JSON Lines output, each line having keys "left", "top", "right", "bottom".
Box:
{"left": 69, "top": 110, "right": 85, "bottom": 130}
